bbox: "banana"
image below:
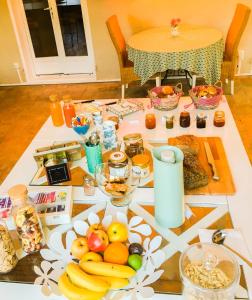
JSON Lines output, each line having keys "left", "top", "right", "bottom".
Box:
{"left": 80, "top": 261, "right": 136, "bottom": 279}
{"left": 92, "top": 275, "right": 129, "bottom": 289}
{"left": 66, "top": 263, "right": 109, "bottom": 292}
{"left": 58, "top": 272, "right": 106, "bottom": 300}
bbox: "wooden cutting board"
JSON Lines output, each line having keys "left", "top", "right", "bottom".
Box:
{"left": 168, "top": 136, "right": 235, "bottom": 195}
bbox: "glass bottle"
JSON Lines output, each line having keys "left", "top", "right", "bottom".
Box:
{"left": 63, "top": 95, "right": 76, "bottom": 128}
{"left": 0, "top": 219, "right": 18, "bottom": 274}
{"left": 49, "top": 94, "right": 64, "bottom": 127}
{"left": 8, "top": 184, "right": 44, "bottom": 254}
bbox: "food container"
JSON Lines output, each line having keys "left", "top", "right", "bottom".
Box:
{"left": 145, "top": 113, "right": 156, "bottom": 129}
{"left": 8, "top": 185, "right": 45, "bottom": 254}
{"left": 132, "top": 154, "right": 150, "bottom": 178}
{"left": 189, "top": 82, "right": 223, "bottom": 110}
{"left": 108, "top": 151, "right": 129, "bottom": 178}
{"left": 180, "top": 111, "right": 190, "bottom": 128}
{"left": 123, "top": 133, "right": 144, "bottom": 158}
{"left": 214, "top": 111, "right": 225, "bottom": 127}
{"left": 0, "top": 219, "right": 18, "bottom": 274}
{"left": 148, "top": 83, "right": 183, "bottom": 111}
{"left": 179, "top": 243, "right": 240, "bottom": 300}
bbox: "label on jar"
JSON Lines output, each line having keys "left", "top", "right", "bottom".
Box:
{"left": 109, "top": 166, "right": 127, "bottom": 178}
{"left": 132, "top": 165, "right": 150, "bottom": 178}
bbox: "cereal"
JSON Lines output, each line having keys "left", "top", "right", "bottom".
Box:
{"left": 184, "top": 262, "right": 231, "bottom": 289}
{"left": 0, "top": 225, "right": 18, "bottom": 273}
{"left": 14, "top": 205, "right": 44, "bottom": 254}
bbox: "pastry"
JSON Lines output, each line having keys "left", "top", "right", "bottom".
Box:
{"left": 105, "top": 183, "right": 128, "bottom": 197}
{"left": 168, "top": 135, "right": 200, "bottom": 154}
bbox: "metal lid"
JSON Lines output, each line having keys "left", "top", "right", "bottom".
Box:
{"left": 109, "top": 151, "right": 128, "bottom": 164}
{"left": 132, "top": 154, "right": 150, "bottom": 167}
{"left": 180, "top": 111, "right": 190, "bottom": 117}
{"left": 8, "top": 184, "right": 28, "bottom": 201}
{"left": 123, "top": 133, "right": 142, "bottom": 141}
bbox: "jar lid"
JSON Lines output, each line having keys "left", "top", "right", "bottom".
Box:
{"left": 132, "top": 154, "right": 150, "bottom": 167}
{"left": 49, "top": 94, "right": 59, "bottom": 102}
{"left": 180, "top": 111, "right": 190, "bottom": 117}
{"left": 8, "top": 184, "right": 28, "bottom": 201}
{"left": 123, "top": 133, "right": 142, "bottom": 141}
{"left": 109, "top": 151, "right": 128, "bottom": 164}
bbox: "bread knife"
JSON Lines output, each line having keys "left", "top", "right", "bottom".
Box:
{"left": 204, "top": 141, "right": 220, "bottom": 181}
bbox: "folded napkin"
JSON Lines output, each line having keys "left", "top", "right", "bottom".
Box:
{"left": 199, "top": 229, "right": 252, "bottom": 299}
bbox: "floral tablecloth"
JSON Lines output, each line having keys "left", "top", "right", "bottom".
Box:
{"left": 127, "top": 25, "right": 224, "bottom": 85}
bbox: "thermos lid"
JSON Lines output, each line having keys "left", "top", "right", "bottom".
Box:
{"left": 160, "top": 150, "right": 176, "bottom": 163}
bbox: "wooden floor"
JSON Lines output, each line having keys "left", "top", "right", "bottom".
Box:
{"left": 0, "top": 78, "right": 251, "bottom": 184}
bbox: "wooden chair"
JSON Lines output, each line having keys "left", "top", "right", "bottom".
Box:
{"left": 106, "top": 15, "right": 160, "bottom": 98}
{"left": 221, "top": 3, "right": 250, "bottom": 95}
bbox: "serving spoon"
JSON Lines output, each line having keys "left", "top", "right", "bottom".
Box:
{"left": 212, "top": 229, "right": 252, "bottom": 268}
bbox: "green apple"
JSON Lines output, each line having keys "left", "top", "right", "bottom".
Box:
{"left": 128, "top": 254, "right": 142, "bottom": 270}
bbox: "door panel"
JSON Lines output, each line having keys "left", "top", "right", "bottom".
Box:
{"left": 22, "top": 0, "right": 58, "bottom": 58}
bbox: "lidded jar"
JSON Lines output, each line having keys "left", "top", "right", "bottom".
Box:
{"left": 0, "top": 219, "right": 18, "bottom": 274}
{"left": 123, "top": 133, "right": 144, "bottom": 158}
{"left": 179, "top": 243, "right": 240, "bottom": 300}
{"left": 8, "top": 185, "right": 44, "bottom": 254}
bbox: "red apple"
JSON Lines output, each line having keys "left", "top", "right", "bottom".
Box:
{"left": 71, "top": 237, "right": 89, "bottom": 260}
{"left": 87, "top": 230, "right": 109, "bottom": 252}
{"left": 87, "top": 223, "right": 104, "bottom": 239}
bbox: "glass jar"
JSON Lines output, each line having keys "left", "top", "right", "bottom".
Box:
{"left": 123, "top": 133, "right": 144, "bottom": 158}
{"left": 8, "top": 185, "right": 44, "bottom": 254}
{"left": 108, "top": 151, "right": 129, "bottom": 179}
{"left": 145, "top": 113, "right": 156, "bottom": 129}
{"left": 180, "top": 243, "right": 240, "bottom": 300}
{"left": 180, "top": 111, "right": 190, "bottom": 128}
{"left": 196, "top": 112, "right": 207, "bottom": 129}
{"left": 132, "top": 154, "right": 150, "bottom": 178}
{"left": 49, "top": 95, "right": 64, "bottom": 127}
{"left": 166, "top": 114, "right": 174, "bottom": 129}
{"left": 0, "top": 219, "right": 18, "bottom": 274}
{"left": 83, "top": 176, "right": 95, "bottom": 196}
{"left": 214, "top": 111, "right": 225, "bottom": 127}
{"left": 63, "top": 95, "right": 76, "bottom": 128}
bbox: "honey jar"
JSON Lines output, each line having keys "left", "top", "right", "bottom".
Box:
{"left": 123, "top": 133, "right": 144, "bottom": 158}
{"left": 132, "top": 154, "right": 150, "bottom": 178}
{"left": 145, "top": 113, "right": 156, "bottom": 129}
{"left": 214, "top": 111, "right": 225, "bottom": 127}
{"left": 180, "top": 111, "right": 190, "bottom": 128}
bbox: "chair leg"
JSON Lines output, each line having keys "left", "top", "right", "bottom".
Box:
{"left": 230, "top": 80, "right": 234, "bottom": 95}
{"left": 155, "top": 75, "right": 161, "bottom": 87}
{"left": 192, "top": 75, "right": 197, "bottom": 87}
{"left": 121, "top": 84, "right": 125, "bottom": 99}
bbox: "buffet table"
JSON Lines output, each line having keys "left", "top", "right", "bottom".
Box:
{"left": 0, "top": 97, "right": 252, "bottom": 299}
{"left": 127, "top": 25, "right": 224, "bottom": 85}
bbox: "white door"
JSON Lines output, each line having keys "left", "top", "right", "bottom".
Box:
{"left": 21, "top": 0, "right": 95, "bottom": 75}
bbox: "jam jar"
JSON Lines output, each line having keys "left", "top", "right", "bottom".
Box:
{"left": 196, "top": 112, "right": 207, "bottom": 128}
{"left": 123, "top": 133, "right": 144, "bottom": 158}
{"left": 166, "top": 114, "right": 174, "bottom": 129}
{"left": 180, "top": 111, "right": 190, "bottom": 128}
{"left": 8, "top": 185, "right": 45, "bottom": 254}
{"left": 145, "top": 113, "right": 156, "bottom": 129}
{"left": 214, "top": 111, "right": 225, "bottom": 127}
{"left": 108, "top": 151, "right": 129, "bottom": 179}
{"left": 132, "top": 154, "right": 150, "bottom": 178}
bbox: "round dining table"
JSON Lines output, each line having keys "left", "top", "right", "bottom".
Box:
{"left": 127, "top": 24, "right": 224, "bottom": 85}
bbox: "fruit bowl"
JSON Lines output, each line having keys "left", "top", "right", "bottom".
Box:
{"left": 95, "top": 163, "right": 140, "bottom": 207}
{"left": 148, "top": 83, "right": 183, "bottom": 111}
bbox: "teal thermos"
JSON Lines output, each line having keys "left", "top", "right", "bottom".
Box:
{"left": 152, "top": 146, "right": 185, "bottom": 228}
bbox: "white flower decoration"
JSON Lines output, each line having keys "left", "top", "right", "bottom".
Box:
{"left": 34, "top": 261, "right": 62, "bottom": 296}
{"left": 73, "top": 212, "right": 112, "bottom": 236}
{"left": 116, "top": 212, "right": 152, "bottom": 244}
{"left": 142, "top": 236, "right": 166, "bottom": 275}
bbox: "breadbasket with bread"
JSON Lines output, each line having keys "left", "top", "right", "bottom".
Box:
{"left": 189, "top": 81, "right": 223, "bottom": 110}
{"left": 148, "top": 83, "right": 183, "bottom": 111}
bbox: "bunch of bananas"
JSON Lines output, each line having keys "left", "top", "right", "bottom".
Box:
{"left": 58, "top": 262, "right": 136, "bottom": 300}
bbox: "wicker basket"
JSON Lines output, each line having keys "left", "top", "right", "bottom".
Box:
{"left": 189, "top": 81, "right": 223, "bottom": 110}
{"left": 148, "top": 83, "right": 183, "bottom": 111}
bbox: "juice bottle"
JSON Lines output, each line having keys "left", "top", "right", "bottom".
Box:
{"left": 63, "top": 95, "right": 76, "bottom": 128}
{"left": 49, "top": 94, "right": 64, "bottom": 127}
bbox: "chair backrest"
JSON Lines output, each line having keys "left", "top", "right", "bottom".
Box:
{"left": 225, "top": 3, "right": 250, "bottom": 61}
{"left": 106, "top": 15, "right": 127, "bottom": 67}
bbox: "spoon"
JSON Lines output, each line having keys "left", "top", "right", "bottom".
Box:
{"left": 212, "top": 229, "right": 252, "bottom": 268}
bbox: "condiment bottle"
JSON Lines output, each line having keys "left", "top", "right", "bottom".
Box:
{"left": 145, "top": 113, "right": 156, "bottom": 129}
{"left": 49, "top": 94, "right": 64, "bottom": 127}
{"left": 8, "top": 185, "right": 44, "bottom": 254}
{"left": 0, "top": 219, "right": 18, "bottom": 274}
{"left": 166, "top": 114, "right": 174, "bottom": 129}
{"left": 214, "top": 111, "right": 225, "bottom": 127}
{"left": 63, "top": 95, "right": 76, "bottom": 128}
{"left": 180, "top": 111, "right": 190, "bottom": 128}
{"left": 196, "top": 112, "right": 207, "bottom": 129}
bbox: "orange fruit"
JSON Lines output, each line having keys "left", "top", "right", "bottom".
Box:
{"left": 162, "top": 86, "right": 174, "bottom": 95}
{"left": 104, "top": 242, "right": 129, "bottom": 265}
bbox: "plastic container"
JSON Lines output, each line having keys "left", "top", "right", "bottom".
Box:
{"left": 0, "top": 219, "right": 18, "bottom": 274}
{"left": 8, "top": 185, "right": 44, "bottom": 254}
{"left": 49, "top": 95, "right": 64, "bottom": 127}
{"left": 179, "top": 243, "right": 240, "bottom": 300}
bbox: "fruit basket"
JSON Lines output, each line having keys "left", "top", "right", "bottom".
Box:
{"left": 189, "top": 81, "right": 223, "bottom": 110}
{"left": 148, "top": 83, "right": 183, "bottom": 111}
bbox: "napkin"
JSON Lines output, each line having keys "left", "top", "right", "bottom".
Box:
{"left": 199, "top": 229, "right": 252, "bottom": 299}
